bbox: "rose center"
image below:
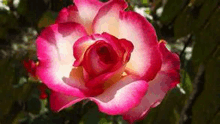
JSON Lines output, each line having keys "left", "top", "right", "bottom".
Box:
{"left": 96, "top": 45, "right": 117, "bottom": 64}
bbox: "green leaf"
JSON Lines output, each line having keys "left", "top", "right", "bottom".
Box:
{"left": 190, "top": 0, "right": 206, "bottom": 6}
{"left": 26, "top": 97, "right": 41, "bottom": 114}
{"left": 0, "top": 58, "right": 33, "bottom": 121}
{"left": 142, "top": 0, "right": 148, "bottom": 4}
{"left": 174, "top": 0, "right": 219, "bottom": 39}
{"left": 17, "top": 0, "right": 29, "bottom": 16}
{"left": 0, "top": 59, "right": 17, "bottom": 118}
{"left": 160, "top": 0, "right": 187, "bottom": 25}
{"left": 192, "top": 7, "right": 220, "bottom": 67}
{"left": 2, "top": 0, "right": 7, "bottom": 5}
{"left": 80, "top": 105, "right": 127, "bottom": 124}
{"left": 80, "top": 107, "right": 107, "bottom": 124}
{"left": 210, "top": 111, "right": 220, "bottom": 124}
{"left": 38, "top": 11, "right": 58, "bottom": 29}
{"left": 174, "top": 7, "right": 195, "bottom": 38}
{"left": 191, "top": 0, "right": 219, "bottom": 32}
{"left": 0, "top": 11, "right": 18, "bottom": 39}
{"left": 0, "top": 27, "right": 7, "bottom": 39}
{"left": 192, "top": 56, "right": 220, "bottom": 124}
{"left": 17, "top": 0, "right": 48, "bottom": 25}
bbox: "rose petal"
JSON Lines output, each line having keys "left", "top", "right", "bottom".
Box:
{"left": 73, "top": 33, "right": 118, "bottom": 67}
{"left": 74, "top": 0, "right": 104, "bottom": 20}
{"left": 75, "top": 33, "right": 133, "bottom": 89}
{"left": 36, "top": 22, "right": 87, "bottom": 97}
{"left": 122, "top": 41, "right": 180, "bottom": 123}
{"left": 83, "top": 40, "right": 120, "bottom": 76}
{"left": 50, "top": 90, "right": 83, "bottom": 112}
{"left": 56, "top": 0, "right": 108, "bottom": 34}
{"left": 84, "top": 64, "right": 126, "bottom": 89}
{"left": 62, "top": 66, "right": 87, "bottom": 91}
{"left": 118, "top": 11, "right": 162, "bottom": 81}
{"left": 94, "top": 6, "right": 162, "bottom": 81}
{"left": 55, "top": 5, "right": 81, "bottom": 24}
{"left": 93, "top": 0, "right": 127, "bottom": 36}
{"left": 90, "top": 76, "right": 149, "bottom": 115}
{"left": 119, "top": 39, "right": 134, "bottom": 62}
{"left": 73, "top": 32, "right": 133, "bottom": 67}
{"left": 74, "top": 0, "right": 106, "bottom": 34}
{"left": 73, "top": 35, "right": 97, "bottom": 66}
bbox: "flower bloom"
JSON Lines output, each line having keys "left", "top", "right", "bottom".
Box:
{"left": 23, "top": 59, "right": 38, "bottom": 78}
{"left": 36, "top": 0, "right": 180, "bottom": 123}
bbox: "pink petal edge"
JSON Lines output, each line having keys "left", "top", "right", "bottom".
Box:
{"left": 122, "top": 41, "right": 180, "bottom": 123}
{"left": 50, "top": 76, "right": 149, "bottom": 116}
{"left": 91, "top": 76, "right": 149, "bottom": 115}
{"left": 36, "top": 22, "right": 88, "bottom": 97}
{"left": 93, "top": 0, "right": 128, "bottom": 37}
{"left": 118, "top": 11, "right": 162, "bottom": 81}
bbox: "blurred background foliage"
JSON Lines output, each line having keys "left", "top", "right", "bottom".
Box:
{"left": 0, "top": 0, "right": 219, "bottom": 124}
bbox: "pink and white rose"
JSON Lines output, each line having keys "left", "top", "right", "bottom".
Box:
{"left": 35, "top": 0, "right": 180, "bottom": 123}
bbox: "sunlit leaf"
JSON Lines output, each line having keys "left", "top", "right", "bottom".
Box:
{"left": 2, "top": 0, "right": 8, "bottom": 5}
{"left": 142, "top": 0, "right": 148, "bottom": 4}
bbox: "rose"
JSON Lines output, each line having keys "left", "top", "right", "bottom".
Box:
{"left": 35, "top": 0, "right": 180, "bottom": 123}
{"left": 23, "top": 59, "right": 37, "bottom": 78}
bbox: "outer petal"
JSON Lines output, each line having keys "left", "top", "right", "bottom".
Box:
{"left": 50, "top": 90, "right": 83, "bottom": 112}
{"left": 36, "top": 23, "right": 87, "bottom": 97}
{"left": 93, "top": 0, "right": 127, "bottom": 36}
{"left": 91, "top": 76, "right": 149, "bottom": 115}
{"left": 56, "top": 0, "right": 108, "bottom": 34}
{"left": 55, "top": 5, "right": 81, "bottom": 24}
{"left": 118, "top": 11, "right": 162, "bottom": 81}
{"left": 50, "top": 76, "right": 148, "bottom": 113}
{"left": 122, "top": 41, "right": 180, "bottom": 123}
{"left": 74, "top": 0, "right": 104, "bottom": 20}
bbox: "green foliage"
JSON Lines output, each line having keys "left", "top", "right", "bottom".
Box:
{"left": 2, "top": 0, "right": 7, "bottom": 5}
{"left": 142, "top": 0, "right": 148, "bottom": 4}
{"left": 80, "top": 106, "right": 128, "bottom": 124}
{"left": 174, "top": 7, "right": 195, "bottom": 39}
{"left": 0, "top": 58, "right": 32, "bottom": 122}
{"left": 192, "top": 52, "right": 220, "bottom": 124}
{"left": 0, "top": 11, "right": 18, "bottom": 39}
{"left": 192, "top": 7, "right": 220, "bottom": 67}
{"left": 38, "top": 11, "right": 58, "bottom": 29}
{"left": 17, "top": 0, "right": 48, "bottom": 26}
{"left": 191, "top": 0, "right": 219, "bottom": 32}
{"left": 174, "top": 0, "right": 219, "bottom": 38}
{"left": 0, "top": 59, "right": 16, "bottom": 118}
{"left": 210, "top": 112, "right": 220, "bottom": 124}
{"left": 17, "top": 0, "right": 29, "bottom": 16}
{"left": 160, "top": 0, "right": 187, "bottom": 25}
{"left": 80, "top": 106, "right": 109, "bottom": 124}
